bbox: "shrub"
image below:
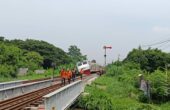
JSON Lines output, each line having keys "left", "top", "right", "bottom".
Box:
{"left": 138, "top": 92, "right": 149, "bottom": 103}
{"left": 147, "top": 70, "right": 170, "bottom": 103}
{"left": 78, "top": 86, "right": 113, "bottom": 110}
{"left": 106, "top": 65, "right": 124, "bottom": 77}
{"left": 0, "top": 65, "right": 16, "bottom": 78}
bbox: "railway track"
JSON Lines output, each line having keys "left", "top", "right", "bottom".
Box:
{"left": 0, "top": 82, "right": 62, "bottom": 110}
{"left": 0, "top": 76, "right": 84, "bottom": 110}
{"left": 22, "top": 76, "right": 60, "bottom": 84}
{"left": 0, "top": 75, "right": 90, "bottom": 110}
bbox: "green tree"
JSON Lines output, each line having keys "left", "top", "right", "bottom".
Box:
{"left": 0, "top": 43, "right": 22, "bottom": 66}
{"left": 147, "top": 70, "right": 170, "bottom": 103}
{"left": 68, "top": 45, "right": 87, "bottom": 62}
{"left": 0, "top": 43, "right": 23, "bottom": 77}
{"left": 25, "top": 51, "right": 43, "bottom": 65}
{"left": 0, "top": 42, "right": 44, "bottom": 77}
{"left": 0, "top": 36, "right": 4, "bottom": 41}
{"left": 124, "top": 47, "right": 170, "bottom": 72}
{"left": 19, "top": 51, "right": 44, "bottom": 70}
{"left": 0, "top": 65, "right": 15, "bottom": 77}
{"left": 10, "top": 39, "right": 71, "bottom": 68}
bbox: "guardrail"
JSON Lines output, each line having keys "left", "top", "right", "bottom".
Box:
{"left": 0, "top": 79, "right": 53, "bottom": 101}
{"left": 44, "top": 80, "right": 83, "bottom": 110}
{"left": 0, "top": 80, "right": 26, "bottom": 89}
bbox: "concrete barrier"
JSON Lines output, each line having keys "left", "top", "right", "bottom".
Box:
{"left": 18, "top": 68, "right": 28, "bottom": 76}
{"left": 0, "top": 79, "right": 53, "bottom": 101}
{"left": 0, "top": 80, "right": 26, "bottom": 89}
{"left": 35, "top": 70, "right": 45, "bottom": 74}
{"left": 44, "top": 80, "right": 83, "bottom": 110}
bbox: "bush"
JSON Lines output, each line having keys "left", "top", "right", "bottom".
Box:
{"left": 106, "top": 65, "right": 124, "bottom": 77}
{"left": 78, "top": 86, "right": 113, "bottom": 110}
{"left": 147, "top": 70, "right": 170, "bottom": 103}
{"left": 138, "top": 92, "right": 149, "bottom": 103}
{"left": 0, "top": 65, "right": 16, "bottom": 77}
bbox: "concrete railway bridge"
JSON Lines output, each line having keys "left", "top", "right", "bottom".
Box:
{"left": 0, "top": 74, "right": 98, "bottom": 110}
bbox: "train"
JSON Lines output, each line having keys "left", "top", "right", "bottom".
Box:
{"left": 76, "top": 60, "right": 104, "bottom": 75}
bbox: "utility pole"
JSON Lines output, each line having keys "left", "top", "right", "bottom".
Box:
{"left": 103, "top": 46, "right": 112, "bottom": 66}
{"left": 51, "top": 62, "right": 56, "bottom": 81}
{"left": 104, "top": 48, "right": 106, "bottom": 66}
{"left": 116, "top": 54, "right": 120, "bottom": 75}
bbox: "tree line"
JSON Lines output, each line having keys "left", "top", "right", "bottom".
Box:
{"left": 0, "top": 36, "right": 86, "bottom": 78}
{"left": 124, "top": 46, "right": 170, "bottom": 72}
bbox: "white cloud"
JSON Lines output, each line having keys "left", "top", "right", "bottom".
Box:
{"left": 152, "top": 26, "right": 170, "bottom": 33}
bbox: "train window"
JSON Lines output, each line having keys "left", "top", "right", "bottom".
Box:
{"left": 78, "top": 62, "right": 82, "bottom": 66}
{"left": 83, "top": 61, "right": 87, "bottom": 65}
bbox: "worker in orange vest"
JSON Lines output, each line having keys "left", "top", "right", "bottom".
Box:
{"left": 67, "top": 69, "right": 72, "bottom": 84}
{"left": 64, "top": 69, "right": 68, "bottom": 85}
{"left": 60, "top": 68, "right": 66, "bottom": 85}
{"left": 64, "top": 69, "right": 68, "bottom": 83}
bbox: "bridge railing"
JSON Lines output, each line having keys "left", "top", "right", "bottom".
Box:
{"left": 0, "top": 79, "right": 53, "bottom": 101}
{"left": 44, "top": 80, "right": 83, "bottom": 110}
{"left": 0, "top": 80, "right": 27, "bottom": 89}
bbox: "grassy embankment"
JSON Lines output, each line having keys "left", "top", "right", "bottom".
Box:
{"left": 77, "top": 64, "right": 170, "bottom": 110}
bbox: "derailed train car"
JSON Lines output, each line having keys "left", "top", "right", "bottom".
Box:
{"left": 76, "top": 60, "right": 104, "bottom": 75}
{"left": 76, "top": 60, "right": 91, "bottom": 75}
{"left": 89, "top": 62, "right": 105, "bottom": 75}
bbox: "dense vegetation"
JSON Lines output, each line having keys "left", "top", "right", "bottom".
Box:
{"left": 68, "top": 45, "right": 87, "bottom": 63}
{"left": 76, "top": 48, "right": 170, "bottom": 110}
{"left": 8, "top": 39, "right": 72, "bottom": 68}
{"left": 124, "top": 47, "right": 170, "bottom": 72}
{"left": 0, "top": 43, "right": 43, "bottom": 78}
{"left": 0, "top": 37, "right": 85, "bottom": 81}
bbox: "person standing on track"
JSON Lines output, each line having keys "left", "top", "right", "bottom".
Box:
{"left": 65, "top": 68, "right": 69, "bottom": 84}
{"left": 80, "top": 68, "right": 84, "bottom": 80}
{"left": 68, "top": 69, "right": 72, "bottom": 84}
{"left": 72, "top": 67, "right": 76, "bottom": 82}
{"left": 60, "top": 68, "right": 66, "bottom": 85}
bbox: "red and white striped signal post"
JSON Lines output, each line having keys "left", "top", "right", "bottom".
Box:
{"left": 103, "top": 46, "right": 112, "bottom": 66}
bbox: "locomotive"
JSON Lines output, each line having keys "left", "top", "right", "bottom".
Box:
{"left": 76, "top": 60, "right": 104, "bottom": 75}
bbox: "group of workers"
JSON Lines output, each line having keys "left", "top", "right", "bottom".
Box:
{"left": 60, "top": 68, "right": 83, "bottom": 85}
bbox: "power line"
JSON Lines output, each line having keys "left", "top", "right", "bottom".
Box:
{"left": 142, "top": 39, "right": 170, "bottom": 47}
{"left": 154, "top": 41, "right": 170, "bottom": 49}
{"left": 161, "top": 44, "right": 170, "bottom": 50}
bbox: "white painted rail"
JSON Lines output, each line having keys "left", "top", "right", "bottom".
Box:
{"left": 0, "top": 80, "right": 26, "bottom": 89}
{"left": 0, "top": 79, "right": 53, "bottom": 101}
{"left": 44, "top": 80, "right": 83, "bottom": 110}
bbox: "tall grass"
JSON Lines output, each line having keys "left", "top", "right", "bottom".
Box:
{"left": 77, "top": 64, "right": 167, "bottom": 110}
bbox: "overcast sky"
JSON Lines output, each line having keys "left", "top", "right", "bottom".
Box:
{"left": 0, "top": 0, "right": 170, "bottom": 65}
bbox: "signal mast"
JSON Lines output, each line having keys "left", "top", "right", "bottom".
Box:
{"left": 103, "top": 46, "right": 112, "bottom": 66}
